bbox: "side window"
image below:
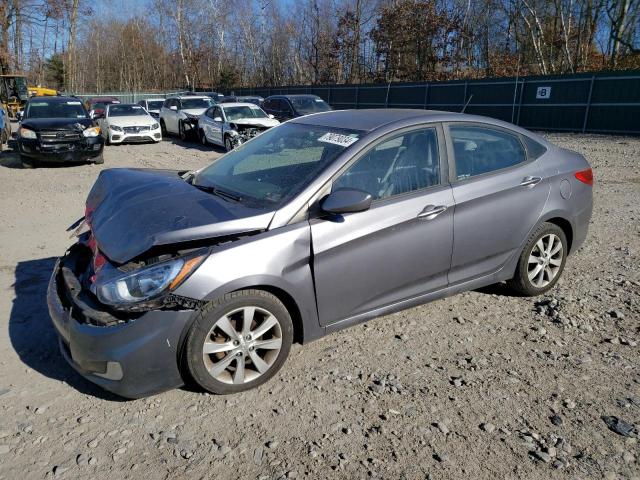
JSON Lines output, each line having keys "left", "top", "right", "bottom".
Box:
{"left": 522, "top": 135, "right": 547, "bottom": 160}
{"left": 333, "top": 128, "right": 440, "bottom": 201}
{"left": 205, "top": 107, "right": 214, "bottom": 119}
{"left": 175, "top": 100, "right": 182, "bottom": 110}
{"left": 281, "top": 100, "right": 293, "bottom": 114}
{"left": 163, "top": 99, "right": 171, "bottom": 108}
{"left": 263, "top": 99, "right": 273, "bottom": 110}
{"left": 450, "top": 125, "right": 527, "bottom": 179}
{"left": 213, "top": 107, "right": 222, "bottom": 120}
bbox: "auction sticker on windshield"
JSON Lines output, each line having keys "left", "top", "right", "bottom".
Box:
{"left": 318, "top": 132, "right": 359, "bottom": 147}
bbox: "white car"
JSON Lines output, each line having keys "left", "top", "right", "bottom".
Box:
{"left": 98, "top": 103, "right": 161, "bottom": 144}
{"left": 137, "top": 98, "right": 165, "bottom": 119}
{"left": 159, "top": 96, "right": 215, "bottom": 140}
{"left": 197, "top": 102, "right": 280, "bottom": 151}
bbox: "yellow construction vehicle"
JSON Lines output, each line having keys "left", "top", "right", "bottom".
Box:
{"left": 28, "top": 85, "right": 58, "bottom": 97}
{"left": 0, "top": 74, "right": 29, "bottom": 118}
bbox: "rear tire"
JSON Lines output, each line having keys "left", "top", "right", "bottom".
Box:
{"left": 184, "top": 289, "right": 293, "bottom": 395}
{"left": 93, "top": 153, "right": 104, "bottom": 164}
{"left": 507, "top": 222, "right": 567, "bottom": 296}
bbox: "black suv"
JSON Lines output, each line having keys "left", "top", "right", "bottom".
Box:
{"left": 262, "top": 94, "right": 331, "bottom": 121}
{"left": 17, "top": 96, "right": 105, "bottom": 168}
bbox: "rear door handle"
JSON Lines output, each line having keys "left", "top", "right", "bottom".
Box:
{"left": 417, "top": 205, "right": 447, "bottom": 220}
{"left": 520, "top": 176, "right": 542, "bottom": 187}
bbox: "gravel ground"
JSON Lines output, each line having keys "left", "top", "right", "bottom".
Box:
{"left": 0, "top": 131, "right": 638, "bottom": 480}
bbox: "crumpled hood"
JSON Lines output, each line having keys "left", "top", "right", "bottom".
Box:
{"left": 21, "top": 117, "right": 93, "bottom": 132}
{"left": 86, "top": 168, "right": 275, "bottom": 263}
{"left": 230, "top": 118, "right": 280, "bottom": 128}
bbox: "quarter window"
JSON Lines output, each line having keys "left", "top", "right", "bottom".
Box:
{"left": 450, "top": 125, "right": 526, "bottom": 179}
{"left": 333, "top": 128, "right": 440, "bottom": 201}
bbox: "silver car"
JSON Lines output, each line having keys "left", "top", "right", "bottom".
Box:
{"left": 47, "top": 109, "right": 593, "bottom": 398}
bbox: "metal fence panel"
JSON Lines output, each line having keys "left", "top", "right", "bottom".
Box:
{"left": 229, "top": 70, "right": 640, "bottom": 135}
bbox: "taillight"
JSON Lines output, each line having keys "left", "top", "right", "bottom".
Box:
{"left": 575, "top": 168, "right": 593, "bottom": 186}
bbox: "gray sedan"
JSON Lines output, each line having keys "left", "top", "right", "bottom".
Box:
{"left": 48, "top": 109, "right": 593, "bottom": 398}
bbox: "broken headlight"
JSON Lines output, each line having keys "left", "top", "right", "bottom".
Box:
{"left": 96, "top": 255, "right": 204, "bottom": 306}
{"left": 83, "top": 126, "right": 101, "bottom": 137}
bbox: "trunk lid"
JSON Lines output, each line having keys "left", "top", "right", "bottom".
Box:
{"left": 86, "top": 168, "right": 274, "bottom": 263}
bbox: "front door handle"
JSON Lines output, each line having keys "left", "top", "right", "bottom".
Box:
{"left": 417, "top": 205, "right": 447, "bottom": 220}
{"left": 520, "top": 176, "right": 542, "bottom": 187}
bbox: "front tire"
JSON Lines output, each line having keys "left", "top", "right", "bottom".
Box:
{"left": 20, "top": 155, "right": 36, "bottom": 168}
{"left": 224, "top": 135, "right": 234, "bottom": 152}
{"left": 184, "top": 290, "right": 293, "bottom": 394}
{"left": 92, "top": 153, "right": 104, "bottom": 164}
{"left": 179, "top": 121, "right": 187, "bottom": 141}
{"left": 507, "top": 222, "right": 567, "bottom": 296}
{"left": 160, "top": 120, "right": 167, "bottom": 137}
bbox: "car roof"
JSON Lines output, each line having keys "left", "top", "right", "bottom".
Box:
{"left": 172, "top": 95, "right": 212, "bottom": 100}
{"left": 28, "top": 96, "right": 83, "bottom": 104}
{"left": 268, "top": 94, "right": 320, "bottom": 100}
{"left": 88, "top": 97, "right": 119, "bottom": 102}
{"left": 143, "top": 98, "right": 165, "bottom": 102}
{"left": 219, "top": 102, "right": 262, "bottom": 108}
{"left": 290, "top": 108, "right": 536, "bottom": 134}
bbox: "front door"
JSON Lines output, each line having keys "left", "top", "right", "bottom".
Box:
{"left": 446, "top": 123, "right": 550, "bottom": 284}
{"left": 311, "top": 126, "right": 454, "bottom": 326}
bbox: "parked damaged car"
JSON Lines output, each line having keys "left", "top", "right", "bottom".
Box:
{"left": 48, "top": 109, "right": 592, "bottom": 398}
{"left": 263, "top": 94, "right": 331, "bottom": 122}
{"left": 85, "top": 96, "right": 120, "bottom": 118}
{"left": 137, "top": 98, "right": 165, "bottom": 118}
{"left": 18, "top": 96, "right": 104, "bottom": 168}
{"left": 159, "top": 95, "right": 214, "bottom": 140}
{"left": 197, "top": 102, "right": 279, "bottom": 151}
{"left": 96, "top": 103, "right": 161, "bottom": 145}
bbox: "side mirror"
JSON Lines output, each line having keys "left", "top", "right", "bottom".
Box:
{"left": 321, "top": 188, "right": 372, "bottom": 215}
{"left": 91, "top": 111, "right": 103, "bottom": 120}
{"left": 268, "top": 114, "right": 275, "bottom": 119}
{"left": 213, "top": 117, "right": 223, "bottom": 122}
{"left": 170, "top": 105, "right": 178, "bottom": 111}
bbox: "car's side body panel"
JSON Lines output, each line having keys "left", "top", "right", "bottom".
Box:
{"left": 311, "top": 186, "right": 455, "bottom": 325}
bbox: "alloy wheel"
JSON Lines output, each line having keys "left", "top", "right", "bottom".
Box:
{"left": 202, "top": 306, "right": 282, "bottom": 385}
{"left": 527, "top": 233, "right": 563, "bottom": 288}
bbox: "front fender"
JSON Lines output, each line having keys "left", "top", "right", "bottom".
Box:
{"left": 173, "top": 223, "right": 324, "bottom": 343}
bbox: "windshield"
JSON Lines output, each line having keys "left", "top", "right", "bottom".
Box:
{"left": 181, "top": 98, "right": 213, "bottom": 109}
{"left": 109, "top": 104, "right": 148, "bottom": 117}
{"left": 147, "top": 100, "right": 164, "bottom": 110}
{"left": 224, "top": 106, "right": 268, "bottom": 121}
{"left": 194, "top": 123, "right": 362, "bottom": 208}
{"left": 25, "top": 100, "right": 87, "bottom": 119}
{"left": 290, "top": 97, "right": 331, "bottom": 115}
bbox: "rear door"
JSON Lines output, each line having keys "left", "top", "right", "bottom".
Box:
{"left": 445, "top": 123, "right": 550, "bottom": 284}
{"left": 311, "top": 125, "right": 454, "bottom": 326}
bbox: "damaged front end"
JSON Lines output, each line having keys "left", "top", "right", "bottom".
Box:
{"left": 56, "top": 232, "right": 208, "bottom": 327}
{"left": 228, "top": 123, "right": 271, "bottom": 148}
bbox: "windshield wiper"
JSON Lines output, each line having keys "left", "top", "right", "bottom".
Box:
{"left": 192, "top": 183, "right": 242, "bottom": 202}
